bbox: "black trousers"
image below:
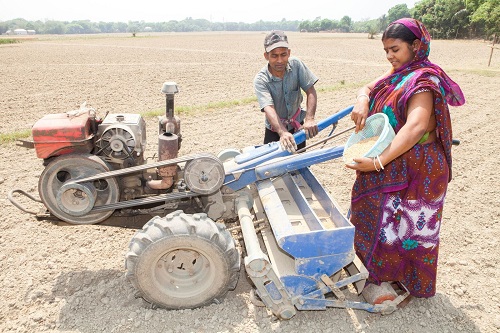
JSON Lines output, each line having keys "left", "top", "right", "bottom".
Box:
{"left": 264, "top": 127, "right": 306, "bottom": 150}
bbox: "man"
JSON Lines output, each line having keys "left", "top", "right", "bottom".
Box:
{"left": 254, "top": 30, "right": 319, "bottom": 152}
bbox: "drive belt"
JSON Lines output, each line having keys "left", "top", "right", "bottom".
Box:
{"left": 91, "top": 191, "right": 198, "bottom": 212}
{"left": 70, "top": 152, "right": 216, "bottom": 184}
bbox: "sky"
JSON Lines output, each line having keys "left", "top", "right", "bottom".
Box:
{"left": 0, "top": 0, "right": 419, "bottom": 23}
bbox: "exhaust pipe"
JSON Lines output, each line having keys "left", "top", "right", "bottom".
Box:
{"left": 148, "top": 82, "right": 182, "bottom": 190}
{"left": 147, "top": 132, "right": 178, "bottom": 190}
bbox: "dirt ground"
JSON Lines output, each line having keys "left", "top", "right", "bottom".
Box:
{"left": 0, "top": 31, "right": 499, "bottom": 333}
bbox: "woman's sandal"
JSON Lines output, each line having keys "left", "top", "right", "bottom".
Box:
{"left": 362, "top": 282, "right": 398, "bottom": 305}
{"left": 362, "top": 281, "right": 413, "bottom": 313}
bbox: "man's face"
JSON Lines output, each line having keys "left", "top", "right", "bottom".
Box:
{"left": 264, "top": 47, "right": 291, "bottom": 75}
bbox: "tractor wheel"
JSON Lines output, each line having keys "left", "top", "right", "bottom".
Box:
{"left": 125, "top": 210, "right": 240, "bottom": 309}
{"left": 38, "top": 154, "right": 120, "bottom": 224}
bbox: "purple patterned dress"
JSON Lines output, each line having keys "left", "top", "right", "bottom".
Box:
{"left": 350, "top": 18, "right": 465, "bottom": 297}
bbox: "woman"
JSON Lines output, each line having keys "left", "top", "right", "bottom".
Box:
{"left": 346, "top": 18, "right": 465, "bottom": 302}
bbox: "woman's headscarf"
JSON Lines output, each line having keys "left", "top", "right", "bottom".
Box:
{"left": 369, "top": 18, "right": 465, "bottom": 181}
{"left": 390, "top": 18, "right": 465, "bottom": 106}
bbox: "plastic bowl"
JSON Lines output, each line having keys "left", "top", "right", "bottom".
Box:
{"left": 343, "top": 113, "right": 396, "bottom": 164}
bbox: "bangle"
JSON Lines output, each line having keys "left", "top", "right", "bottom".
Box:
{"left": 376, "top": 155, "right": 384, "bottom": 170}
{"left": 373, "top": 157, "right": 380, "bottom": 172}
{"left": 357, "top": 94, "right": 369, "bottom": 101}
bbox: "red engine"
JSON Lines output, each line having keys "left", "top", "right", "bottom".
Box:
{"left": 18, "top": 83, "right": 186, "bottom": 225}
{"left": 32, "top": 109, "right": 96, "bottom": 160}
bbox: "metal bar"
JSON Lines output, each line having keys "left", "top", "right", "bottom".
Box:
{"left": 254, "top": 145, "right": 344, "bottom": 180}
{"left": 223, "top": 106, "right": 353, "bottom": 191}
{"left": 295, "top": 125, "right": 355, "bottom": 154}
{"left": 7, "top": 189, "right": 42, "bottom": 215}
{"left": 280, "top": 173, "right": 322, "bottom": 231}
{"left": 256, "top": 179, "right": 295, "bottom": 239}
{"left": 236, "top": 194, "right": 296, "bottom": 320}
{"left": 293, "top": 105, "right": 353, "bottom": 145}
{"left": 236, "top": 194, "right": 268, "bottom": 261}
{"left": 299, "top": 167, "right": 351, "bottom": 229}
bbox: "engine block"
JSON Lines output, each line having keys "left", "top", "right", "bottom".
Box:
{"left": 95, "top": 113, "right": 147, "bottom": 168}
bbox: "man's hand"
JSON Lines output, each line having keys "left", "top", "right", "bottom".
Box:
{"left": 302, "top": 118, "right": 318, "bottom": 139}
{"left": 279, "top": 131, "right": 297, "bottom": 153}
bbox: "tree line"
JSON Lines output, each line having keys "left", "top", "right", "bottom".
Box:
{"left": 302, "top": 0, "right": 498, "bottom": 39}
{"left": 1, "top": 0, "right": 498, "bottom": 40}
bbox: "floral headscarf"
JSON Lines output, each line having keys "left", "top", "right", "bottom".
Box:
{"left": 390, "top": 18, "right": 465, "bottom": 106}
{"left": 369, "top": 18, "right": 465, "bottom": 181}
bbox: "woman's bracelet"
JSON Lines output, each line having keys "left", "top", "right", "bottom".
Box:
{"left": 373, "top": 157, "right": 380, "bottom": 172}
{"left": 356, "top": 94, "right": 369, "bottom": 101}
{"left": 376, "top": 155, "right": 384, "bottom": 170}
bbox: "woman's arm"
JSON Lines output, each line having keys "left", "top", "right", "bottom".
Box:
{"left": 378, "top": 91, "right": 434, "bottom": 166}
{"left": 351, "top": 70, "right": 391, "bottom": 132}
{"left": 346, "top": 91, "right": 434, "bottom": 172}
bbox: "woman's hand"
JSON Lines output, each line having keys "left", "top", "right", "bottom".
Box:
{"left": 351, "top": 95, "right": 370, "bottom": 133}
{"left": 351, "top": 71, "right": 390, "bottom": 132}
{"left": 345, "top": 156, "right": 381, "bottom": 172}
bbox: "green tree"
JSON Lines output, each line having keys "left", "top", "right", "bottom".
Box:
{"left": 0, "top": 22, "right": 8, "bottom": 34}
{"left": 387, "top": 4, "right": 412, "bottom": 23}
{"left": 310, "top": 18, "right": 321, "bottom": 32}
{"left": 471, "top": 0, "right": 500, "bottom": 37}
{"left": 127, "top": 22, "right": 139, "bottom": 36}
{"left": 438, "top": 0, "right": 469, "bottom": 38}
{"left": 379, "top": 14, "right": 389, "bottom": 31}
{"left": 160, "top": 20, "right": 178, "bottom": 32}
{"left": 352, "top": 18, "right": 378, "bottom": 33}
{"left": 339, "top": 15, "right": 352, "bottom": 32}
{"left": 368, "top": 22, "right": 381, "bottom": 38}
{"left": 298, "top": 20, "right": 311, "bottom": 32}
{"left": 73, "top": 20, "right": 98, "bottom": 34}
{"left": 193, "top": 18, "right": 212, "bottom": 31}
{"left": 3, "top": 6, "right": 496, "bottom": 39}
{"left": 25, "top": 22, "right": 36, "bottom": 31}
{"left": 98, "top": 21, "right": 115, "bottom": 33}
{"left": 43, "top": 20, "right": 66, "bottom": 34}
{"left": 320, "top": 18, "right": 333, "bottom": 31}
{"left": 412, "top": 0, "right": 469, "bottom": 38}
{"left": 113, "top": 22, "right": 128, "bottom": 33}
{"left": 66, "top": 23, "right": 84, "bottom": 34}
{"left": 412, "top": 0, "right": 437, "bottom": 30}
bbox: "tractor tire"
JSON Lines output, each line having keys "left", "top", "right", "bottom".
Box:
{"left": 125, "top": 210, "right": 240, "bottom": 309}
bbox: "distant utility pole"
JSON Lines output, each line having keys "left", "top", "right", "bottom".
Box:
{"left": 488, "top": 34, "right": 498, "bottom": 67}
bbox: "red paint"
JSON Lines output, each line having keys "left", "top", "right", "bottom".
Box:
{"left": 32, "top": 112, "right": 94, "bottom": 159}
